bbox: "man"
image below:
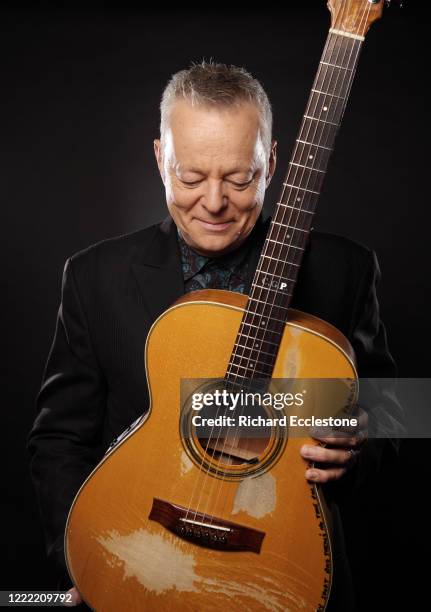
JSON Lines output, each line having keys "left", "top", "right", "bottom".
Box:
{"left": 27, "top": 60, "right": 400, "bottom": 610}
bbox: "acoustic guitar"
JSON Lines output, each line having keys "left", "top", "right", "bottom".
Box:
{"left": 65, "top": 2, "right": 394, "bottom": 610}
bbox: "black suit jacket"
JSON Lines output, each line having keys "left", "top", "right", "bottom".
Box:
{"left": 27, "top": 209, "right": 401, "bottom": 596}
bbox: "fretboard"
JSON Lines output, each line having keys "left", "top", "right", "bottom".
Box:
{"left": 226, "top": 31, "right": 363, "bottom": 384}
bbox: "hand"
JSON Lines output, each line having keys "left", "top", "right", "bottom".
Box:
{"left": 64, "top": 587, "right": 82, "bottom": 607}
{"left": 300, "top": 405, "right": 368, "bottom": 483}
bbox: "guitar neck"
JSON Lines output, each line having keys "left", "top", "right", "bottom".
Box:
{"left": 226, "top": 30, "right": 365, "bottom": 384}
{"left": 254, "top": 30, "right": 364, "bottom": 310}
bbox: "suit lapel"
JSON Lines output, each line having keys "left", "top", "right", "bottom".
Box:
{"left": 131, "top": 208, "right": 272, "bottom": 322}
{"left": 131, "top": 214, "right": 185, "bottom": 322}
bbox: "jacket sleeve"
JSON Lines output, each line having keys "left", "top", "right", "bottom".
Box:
{"left": 335, "top": 249, "right": 404, "bottom": 494}
{"left": 27, "top": 256, "right": 107, "bottom": 581}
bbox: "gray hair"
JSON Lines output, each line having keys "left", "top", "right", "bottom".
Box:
{"left": 159, "top": 59, "right": 273, "bottom": 161}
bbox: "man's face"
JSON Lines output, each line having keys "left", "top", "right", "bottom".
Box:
{"left": 154, "top": 99, "right": 277, "bottom": 257}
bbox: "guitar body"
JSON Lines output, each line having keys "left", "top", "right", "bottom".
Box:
{"left": 66, "top": 289, "right": 356, "bottom": 612}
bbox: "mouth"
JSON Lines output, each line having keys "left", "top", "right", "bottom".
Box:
{"left": 195, "top": 219, "right": 234, "bottom": 232}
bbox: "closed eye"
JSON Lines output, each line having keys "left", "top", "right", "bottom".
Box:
{"left": 229, "top": 179, "right": 253, "bottom": 189}
{"left": 181, "top": 180, "right": 203, "bottom": 188}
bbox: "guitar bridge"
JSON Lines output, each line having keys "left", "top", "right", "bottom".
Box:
{"left": 149, "top": 498, "right": 265, "bottom": 553}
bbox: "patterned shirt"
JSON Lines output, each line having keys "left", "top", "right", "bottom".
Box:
{"left": 177, "top": 227, "right": 255, "bottom": 295}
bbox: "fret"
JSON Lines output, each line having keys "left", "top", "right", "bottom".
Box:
{"left": 314, "top": 64, "right": 354, "bottom": 98}
{"left": 285, "top": 172, "right": 325, "bottom": 198}
{"left": 228, "top": 356, "right": 276, "bottom": 373}
{"left": 277, "top": 202, "right": 314, "bottom": 228}
{"left": 234, "top": 342, "right": 275, "bottom": 358}
{"left": 296, "top": 139, "right": 333, "bottom": 151}
{"left": 257, "top": 252, "right": 285, "bottom": 265}
{"left": 320, "top": 61, "right": 352, "bottom": 71}
{"left": 236, "top": 333, "right": 280, "bottom": 348}
{"left": 230, "top": 350, "right": 276, "bottom": 368}
{"left": 267, "top": 238, "right": 304, "bottom": 251}
{"left": 277, "top": 203, "right": 314, "bottom": 215}
{"left": 292, "top": 143, "right": 331, "bottom": 175}
{"left": 227, "top": 363, "right": 272, "bottom": 378}
{"left": 255, "top": 267, "right": 297, "bottom": 282}
{"left": 271, "top": 221, "right": 308, "bottom": 233}
{"left": 303, "top": 115, "right": 338, "bottom": 127}
{"left": 245, "top": 304, "right": 290, "bottom": 326}
{"left": 300, "top": 117, "right": 337, "bottom": 150}
{"left": 275, "top": 203, "right": 316, "bottom": 232}
{"left": 260, "top": 253, "right": 300, "bottom": 267}
{"left": 268, "top": 225, "right": 308, "bottom": 241}
{"left": 289, "top": 161, "right": 325, "bottom": 173}
{"left": 241, "top": 318, "right": 286, "bottom": 335}
{"left": 225, "top": 372, "right": 253, "bottom": 383}
{"left": 311, "top": 89, "right": 344, "bottom": 100}
{"left": 325, "top": 35, "right": 360, "bottom": 69}
{"left": 234, "top": 336, "right": 280, "bottom": 356}
{"left": 259, "top": 242, "right": 305, "bottom": 264}
{"left": 245, "top": 306, "right": 289, "bottom": 324}
{"left": 281, "top": 184, "right": 320, "bottom": 196}
{"left": 307, "top": 92, "right": 345, "bottom": 127}
{"left": 257, "top": 250, "right": 304, "bottom": 267}
{"left": 247, "top": 296, "right": 289, "bottom": 312}
{"left": 256, "top": 243, "right": 304, "bottom": 268}
{"left": 243, "top": 304, "right": 289, "bottom": 322}
{"left": 246, "top": 294, "right": 292, "bottom": 314}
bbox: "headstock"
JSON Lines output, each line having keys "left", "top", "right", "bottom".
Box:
{"left": 327, "top": 0, "right": 402, "bottom": 38}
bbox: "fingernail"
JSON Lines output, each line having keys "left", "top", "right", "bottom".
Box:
{"left": 301, "top": 446, "right": 312, "bottom": 457}
{"left": 306, "top": 469, "right": 319, "bottom": 480}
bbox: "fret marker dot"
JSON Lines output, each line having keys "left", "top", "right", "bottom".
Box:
{"left": 323, "top": 106, "right": 328, "bottom": 111}
{"left": 255, "top": 343, "right": 260, "bottom": 348}
{"left": 309, "top": 155, "right": 314, "bottom": 160}
{"left": 262, "top": 320, "right": 266, "bottom": 326}
{"left": 297, "top": 197, "right": 301, "bottom": 202}
{"left": 286, "top": 234, "right": 291, "bottom": 239}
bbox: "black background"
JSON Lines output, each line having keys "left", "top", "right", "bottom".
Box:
{"left": 2, "top": 1, "right": 427, "bottom": 609}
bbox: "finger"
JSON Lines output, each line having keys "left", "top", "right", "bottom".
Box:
{"left": 310, "top": 406, "right": 369, "bottom": 438}
{"left": 305, "top": 466, "right": 347, "bottom": 483}
{"left": 310, "top": 429, "right": 368, "bottom": 447}
{"left": 301, "top": 444, "right": 356, "bottom": 465}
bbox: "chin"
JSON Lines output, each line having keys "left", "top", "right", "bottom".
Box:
{"left": 191, "top": 233, "right": 235, "bottom": 255}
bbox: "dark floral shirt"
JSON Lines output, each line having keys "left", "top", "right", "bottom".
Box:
{"left": 177, "top": 227, "right": 254, "bottom": 294}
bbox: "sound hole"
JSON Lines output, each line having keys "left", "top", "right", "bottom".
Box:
{"left": 195, "top": 401, "right": 272, "bottom": 467}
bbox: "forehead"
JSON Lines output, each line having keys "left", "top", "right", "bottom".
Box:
{"left": 166, "top": 99, "right": 264, "bottom": 171}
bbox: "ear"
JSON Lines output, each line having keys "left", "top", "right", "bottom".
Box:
{"left": 265, "top": 139, "right": 277, "bottom": 188}
{"left": 153, "top": 139, "right": 165, "bottom": 183}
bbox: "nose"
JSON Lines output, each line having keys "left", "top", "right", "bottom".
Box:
{"left": 201, "top": 179, "right": 229, "bottom": 214}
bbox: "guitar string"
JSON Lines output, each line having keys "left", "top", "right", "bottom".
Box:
{"left": 190, "top": 0, "right": 362, "bottom": 525}
{"left": 184, "top": 1, "right": 370, "bottom": 526}
{"left": 203, "top": 26, "right": 355, "bottom": 522}
{"left": 220, "top": 1, "right": 370, "bottom": 451}
{"left": 207, "top": 1, "right": 368, "bottom": 525}
{"left": 207, "top": 1, "right": 371, "bottom": 525}
{"left": 195, "top": 2, "right": 357, "bottom": 524}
